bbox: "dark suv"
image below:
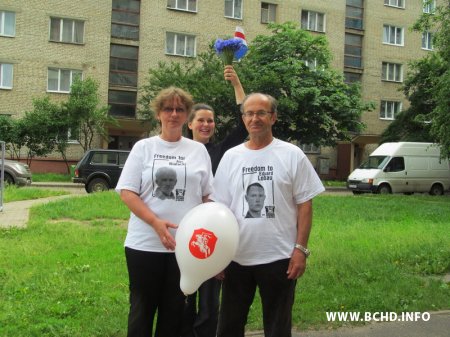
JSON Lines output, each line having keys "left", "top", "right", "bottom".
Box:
{"left": 72, "top": 149, "right": 130, "bottom": 193}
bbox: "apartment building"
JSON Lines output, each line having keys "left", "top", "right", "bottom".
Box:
{"left": 0, "top": 0, "right": 437, "bottom": 177}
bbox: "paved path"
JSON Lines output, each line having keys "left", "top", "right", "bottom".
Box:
{"left": 0, "top": 183, "right": 85, "bottom": 228}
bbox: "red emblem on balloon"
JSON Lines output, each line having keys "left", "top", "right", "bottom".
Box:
{"left": 189, "top": 228, "right": 218, "bottom": 259}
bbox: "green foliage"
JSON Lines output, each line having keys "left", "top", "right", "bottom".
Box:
{"left": 388, "top": 1, "right": 450, "bottom": 158}
{"left": 0, "top": 115, "right": 24, "bottom": 159}
{"left": 237, "top": 22, "right": 372, "bottom": 145}
{"left": 32, "top": 173, "right": 72, "bottom": 182}
{"left": 139, "top": 22, "right": 372, "bottom": 145}
{"left": 20, "top": 96, "right": 68, "bottom": 165}
{"left": 64, "top": 77, "right": 117, "bottom": 151}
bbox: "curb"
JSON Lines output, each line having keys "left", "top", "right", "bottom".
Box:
{"left": 31, "top": 182, "right": 84, "bottom": 189}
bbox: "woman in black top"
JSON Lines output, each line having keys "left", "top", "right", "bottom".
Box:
{"left": 181, "top": 65, "right": 247, "bottom": 337}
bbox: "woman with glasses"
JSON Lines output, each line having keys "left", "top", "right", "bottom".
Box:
{"left": 116, "top": 87, "right": 214, "bottom": 337}
{"left": 181, "top": 65, "right": 247, "bottom": 337}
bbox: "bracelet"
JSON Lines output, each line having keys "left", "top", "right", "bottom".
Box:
{"left": 294, "top": 243, "right": 311, "bottom": 257}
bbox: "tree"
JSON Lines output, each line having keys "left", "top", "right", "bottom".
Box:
{"left": 381, "top": 54, "right": 444, "bottom": 143}
{"left": 20, "top": 96, "right": 63, "bottom": 166}
{"left": 64, "top": 77, "right": 116, "bottom": 151}
{"left": 384, "top": 1, "right": 450, "bottom": 158}
{"left": 0, "top": 115, "right": 23, "bottom": 159}
{"left": 139, "top": 22, "right": 372, "bottom": 145}
{"left": 414, "top": 1, "right": 450, "bottom": 158}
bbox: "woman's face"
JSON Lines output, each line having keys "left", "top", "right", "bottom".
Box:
{"left": 188, "top": 109, "right": 215, "bottom": 144}
{"left": 158, "top": 96, "right": 188, "bottom": 134}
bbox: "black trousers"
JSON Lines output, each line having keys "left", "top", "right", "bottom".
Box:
{"left": 125, "top": 247, "right": 185, "bottom": 337}
{"left": 217, "top": 259, "right": 296, "bottom": 337}
{"left": 181, "top": 277, "right": 221, "bottom": 337}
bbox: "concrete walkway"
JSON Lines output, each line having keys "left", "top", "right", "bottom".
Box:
{"left": 0, "top": 183, "right": 85, "bottom": 228}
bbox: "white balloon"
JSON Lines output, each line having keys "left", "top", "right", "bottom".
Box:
{"left": 175, "top": 202, "right": 239, "bottom": 295}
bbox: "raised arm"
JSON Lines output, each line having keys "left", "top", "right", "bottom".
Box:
{"left": 224, "top": 65, "right": 245, "bottom": 104}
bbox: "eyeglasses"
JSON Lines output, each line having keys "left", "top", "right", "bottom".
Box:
{"left": 242, "top": 110, "right": 273, "bottom": 118}
{"left": 162, "top": 107, "right": 186, "bottom": 114}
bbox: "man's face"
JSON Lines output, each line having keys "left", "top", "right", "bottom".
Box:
{"left": 242, "top": 94, "right": 276, "bottom": 138}
{"left": 156, "top": 172, "right": 177, "bottom": 194}
{"left": 245, "top": 185, "right": 266, "bottom": 213}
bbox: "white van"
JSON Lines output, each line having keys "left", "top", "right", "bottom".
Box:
{"left": 347, "top": 142, "right": 450, "bottom": 195}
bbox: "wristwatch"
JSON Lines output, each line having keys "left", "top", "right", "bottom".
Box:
{"left": 294, "top": 243, "right": 310, "bottom": 258}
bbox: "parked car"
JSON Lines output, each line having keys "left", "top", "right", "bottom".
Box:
{"left": 1, "top": 159, "right": 32, "bottom": 187}
{"left": 72, "top": 149, "right": 130, "bottom": 193}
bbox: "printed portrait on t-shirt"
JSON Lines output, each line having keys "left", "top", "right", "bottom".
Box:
{"left": 241, "top": 165, "right": 275, "bottom": 218}
{"left": 152, "top": 154, "right": 187, "bottom": 201}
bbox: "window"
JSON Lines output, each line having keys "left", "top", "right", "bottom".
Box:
{"left": 0, "top": 63, "right": 13, "bottom": 89}
{"left": 109, "top": 44, "right": 139, "bottom": 87}
{"left": 384, "top": 0, "right": 405, "bottom": 8}
{"left": 423, "top": 0, "right": 436, "bottom": 13}
{"left": 111, "top": 0, "right": 140, "bottom": 40}
{"left": 346, "top": 0, "right": 363, "bottom": 30}
{"left": 225, "top": 0, "right": 243, "bottom": 19}
{"left": 49, "top": 17, "right": 84, "bottom": 44}
{"left": 261, "top": 3, "right": 276, "bottom": 23}
{"left": 344, "top": 71, "right": 361, "bottom": 83}
{"left": 300, "top": 143, "right": 320, "bottom": 154}
{"left": 47, "top": 68, "right": 82, "bottom": 93}
{"left": 382, "top": 62, "right": 402, "bottom": 82}
{"left": 301, "top": 10, "right": 325, "bottom": 32}
{"left": 166, "top": 32, "right": 196, "bottom": 57}
{"left": 383, "top": 25, "right": 404, "bottom": 46}
{"left": 380, "top": 100, "right": 402, "bottom": 120}
{"left": 108, "top": 90, "right": 137, "bottom": 118}
{"left": 304, "top": 59, "right": 318, "bottom": 70}
{"left": 344, "top": 33, "right": 363, "bottom": 68}
{"left": 0, "top": 10, "right": 15, "bottom": 37}
{"left": 422, "top": 31, "right": 433, "bottom": 50}
{"left": 385, "top": 157, "right": 405, "bottom": 172}
{"left": 167, "top": 0, "right": 197, "bottom": 12}
{"left": 66, "top": 129, "right": 79, "bottom": 144}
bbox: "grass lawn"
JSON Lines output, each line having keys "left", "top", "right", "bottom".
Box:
{"left": 2, "top": 186, "right": 68, "bottom": 203}
{"left": 32, "top": 173, "right": 72, "bottom": 182}
{"left": 0, "top": 192, "right": 449, "bottom": 336}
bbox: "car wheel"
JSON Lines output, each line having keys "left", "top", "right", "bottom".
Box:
{"left": 87, "top": 178, "right": 109, "bottom": 193}
{"left": 352, "top": 191, "right": 363, "bottom": 195}
{"left": 429, "top": 183, "right": 444, "bottom": 196}
{"left": 3, "top": 173, "right": 14, "bottom": 186}
{"left": 377, "top": 184, "right": 391, "bottom": 195}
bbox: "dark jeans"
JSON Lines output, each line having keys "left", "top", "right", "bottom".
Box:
{"left": 217, "top": 259, "right": 296, "bottom": 337}
{"left": 181, "top": 277, "right": 221, "bottom": 337}
{"left": 125, "top": 247, "right": 185, "bottom": 337}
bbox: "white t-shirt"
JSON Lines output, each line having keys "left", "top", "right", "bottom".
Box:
{"left": 211, "top": 138, "right": 325, "bottom": 265}
{"left": 116, "top": 136, "right": 213, "bottom": 252}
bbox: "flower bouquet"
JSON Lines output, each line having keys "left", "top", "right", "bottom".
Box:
{"left": 214, "top": 26, "right": 248, "bottom": 65}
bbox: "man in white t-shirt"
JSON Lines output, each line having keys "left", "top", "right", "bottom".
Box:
{"left": 211, "top": 93, "right": 325, "bottom": 337}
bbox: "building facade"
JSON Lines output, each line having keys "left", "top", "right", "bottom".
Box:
{"left": 0, "top": 0, "right": 437, "bottom": 177}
